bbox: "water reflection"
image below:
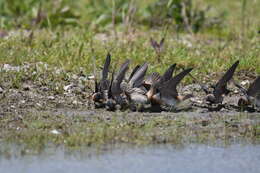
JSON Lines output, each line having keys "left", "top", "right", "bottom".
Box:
{"left": 0, "top": 144, "right": 260, "bottom": 173}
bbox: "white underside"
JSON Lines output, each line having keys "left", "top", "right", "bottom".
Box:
{"left": 162, "top": 97, "right": 178, "bottom": 107}
{"left": 131, "top": 94, "right": 148, "bottom": 104}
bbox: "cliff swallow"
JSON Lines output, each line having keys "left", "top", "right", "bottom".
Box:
{"left": 206, "top": 60, "right": 239, "bottom": 104}
{"left": 148, "top": 68, "right": 193, "bottom": 109}
{"left": 235, "top": 76, "right": 260, "bottom": 109}
{"left": 106, "top": 59, "right": 130, "bottom": 110}
{"left": 121, "top": 63, "right": 149, "bottom": 110}
{"left": 92, "top": 53, "right": 111, "bottom": 106}
{"left": 145, "top": 64, "right": 176, "bottom": 98}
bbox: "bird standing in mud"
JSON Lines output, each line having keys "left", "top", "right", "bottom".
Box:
{"left": 234, "top": 76, "right": 260, "bottom": 110}
{"left": 92, "top": 53, "right": 111, "bottom": 107}
{"left": 147, "top": 67, "right": 193, "bottom": 111}
{"left": 206, "top": 60, "right": 239, "bottom": 104}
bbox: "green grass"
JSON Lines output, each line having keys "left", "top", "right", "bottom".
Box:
{"left": 0, "top": 28, "right": 259, "bottom": 81}
{"left": 0, "top": 112, "right": 259, "bottom": 153}
{"left": 0, "top": 0, "right": 259, "bottom": 79}
{"left": 0, "top": 1, "right": 260, "bottom": 76}
{"left": 0, "top": 0, "right": 259, "bottom": 152}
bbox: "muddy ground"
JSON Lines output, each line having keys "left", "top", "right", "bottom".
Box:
{"left": 0, "top": 63, "right": 259, "bottom": 152}
{"left": 0, "top": 62, "right": 258, "bottom": 116}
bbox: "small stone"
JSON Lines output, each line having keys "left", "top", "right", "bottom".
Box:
{"left": 241, "top": 80, "right": 249, "bottom": 86}
{"left": 72, "top": 74, "right": 78, "bottom": 80}
{"left": 41, "top": 87, "right": 49, "bottom": 91}
{"left": 64, "top": 84, "right": 73, "bottom": 91}
{"left": 19, "top": 100, "right": 26, "bottom": 104}
{"left": 22, "top": 84, "right": 31, "bottom": 91}
{"left": 50, "top": 129, "right": 60, "bottom": 135}
{"left": 48, "top": 96, "right": 55, "bottom": 100}
{"left": 36, "top": 103, "right": 42, "bottom": 107}
{"left": 233, "top": 89, "right": 239, "bottom": 94}
{"left": 72, "top": 100, "right": 78, "bottom": 105}
{"left": 88, "top": 75, "right": 95, "bottom": 80}
{"left": 3, "top": 64, "right": 20, "bottom": 72}
{"left": 0, "top": 87, "right": 3, "bottom": 93}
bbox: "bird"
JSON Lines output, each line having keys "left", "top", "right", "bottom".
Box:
{"left": 92, "top": 53, "right": 111, "bottom": 107}
{"left": 147, "top": 68, "right": 193, "bottom": 110}
{"left": 145, "top": 64, "right": 176, "bottom": 98}
{"left": 121, "top": 63, "right": 149, "bottom": 111}
{"left": 106, "top": 59, "right": 130, "bottom": 110}
{"left": 234, "top": 76, "right": 260, "bottom": 109}
{"left": 206, "top": 60, "right": 239, "bottom": 104}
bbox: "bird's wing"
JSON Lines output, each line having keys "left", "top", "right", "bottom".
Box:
{"left": 160, "top": 64, "right": 176, "bottom": 83}
{"left": 111, "top": 60, "right": 130, "bottom": 95}
{"left": 160, "top": 68, "right": 193, "bottom": 98}
{"left": 129, "top": 63, "right": 148, "bottom": 88}
{"left": 214, "top": 60, "right": 239, "bottom": 98}
{"left": 128, "top": 64, "right": 140, "bottom": 82}
{"left": 247, "top": 76, "right": 260, "bottom": 97}
{"left": 102, "top": 52, "right": 111, "bottom": 80}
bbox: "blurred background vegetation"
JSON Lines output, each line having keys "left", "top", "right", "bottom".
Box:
{"left": 0, "top": 0, "right": 228, "bottom": 32}
{"left": 0, "top": 0, "right": 259, "bottom": 75}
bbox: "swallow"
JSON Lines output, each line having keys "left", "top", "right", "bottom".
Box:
{"left": 148, "top": 68, "right": 193, "bottom": 109}
{"left": 121, "top": 63, "right": 149, "bottom": 110}
{"left": 206, "top": 60, "right": 239, "bottom": 104}
{"left": 92, "top": 53, "right": 111, "bottom": 106}
{"left": 145, "top": 64, "right": 176, "bottom": 97}
{"left": 235, "top": 76, "right": 260, "bottom": 109}
{"left": 150, "top": 37, "right": 165, "bottom": 55}
{"left": 106, "top": 59, "right": 130, "bottom": 110}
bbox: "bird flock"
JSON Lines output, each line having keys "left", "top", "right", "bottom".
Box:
{"left": 92, "top": 53, "right": 260, "bottom": 112}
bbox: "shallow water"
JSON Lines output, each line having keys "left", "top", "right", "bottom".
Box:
{"left": 1, "top": 144, "right": 260, "bottom": 173}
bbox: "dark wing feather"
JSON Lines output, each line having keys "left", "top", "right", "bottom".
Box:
{"left": 128, "top": 65, "right": 140, "bottom": 82}
{"left": 111, "top": 60, "right": 130, "bottom": 96}
{"left": 150, "top": 38, "right": 159, "bottom": 49}
{"left": 94, "top": 79, "right": 99, "bottom": 93}
{"left": 159, "top": 38, "right": 165, "bottom": 48}
{"left": 102, "top": 53, "right": 111, "bottom": 80}
{"left": 213, "top": 60, "right": 239, "bottom": 98}
{"left": 129, "top": 63, "right": 148, "bottom": 88}
{"left": 161, "top": 64, "right": 176, "bottom": 83}
{"left": 108, "top": 71, "right": 114, "bottom": 98}
{"left": 116, "top": 59, "right": 130, "bottom": 82}
{"left": 247, "top": 76, "right": 260, "bottom": 97}
{"left": 160, "top": 68, "right": 193, "bottom": 97}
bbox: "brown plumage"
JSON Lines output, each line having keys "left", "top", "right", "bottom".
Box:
{"left": 149, "top": 68, "right": 193, "bottom": 107}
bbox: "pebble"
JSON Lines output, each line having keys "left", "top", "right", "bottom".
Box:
{"left": 0, "top": 87, "right": 3, "bottom": 93}
{"left": 47, "top": 96, "right": 55, "bottom": 100}
{"left": 64, "top": 84, "right": 73, "bottom": 91}
{"left": 50, "top": 129, "right": 61, "bottom": 135}
{"left": 22, "top": 84, "right": 31, "bottom": 91}
{"left": 241, "top": 80, "right": 249, "bottom": 86}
